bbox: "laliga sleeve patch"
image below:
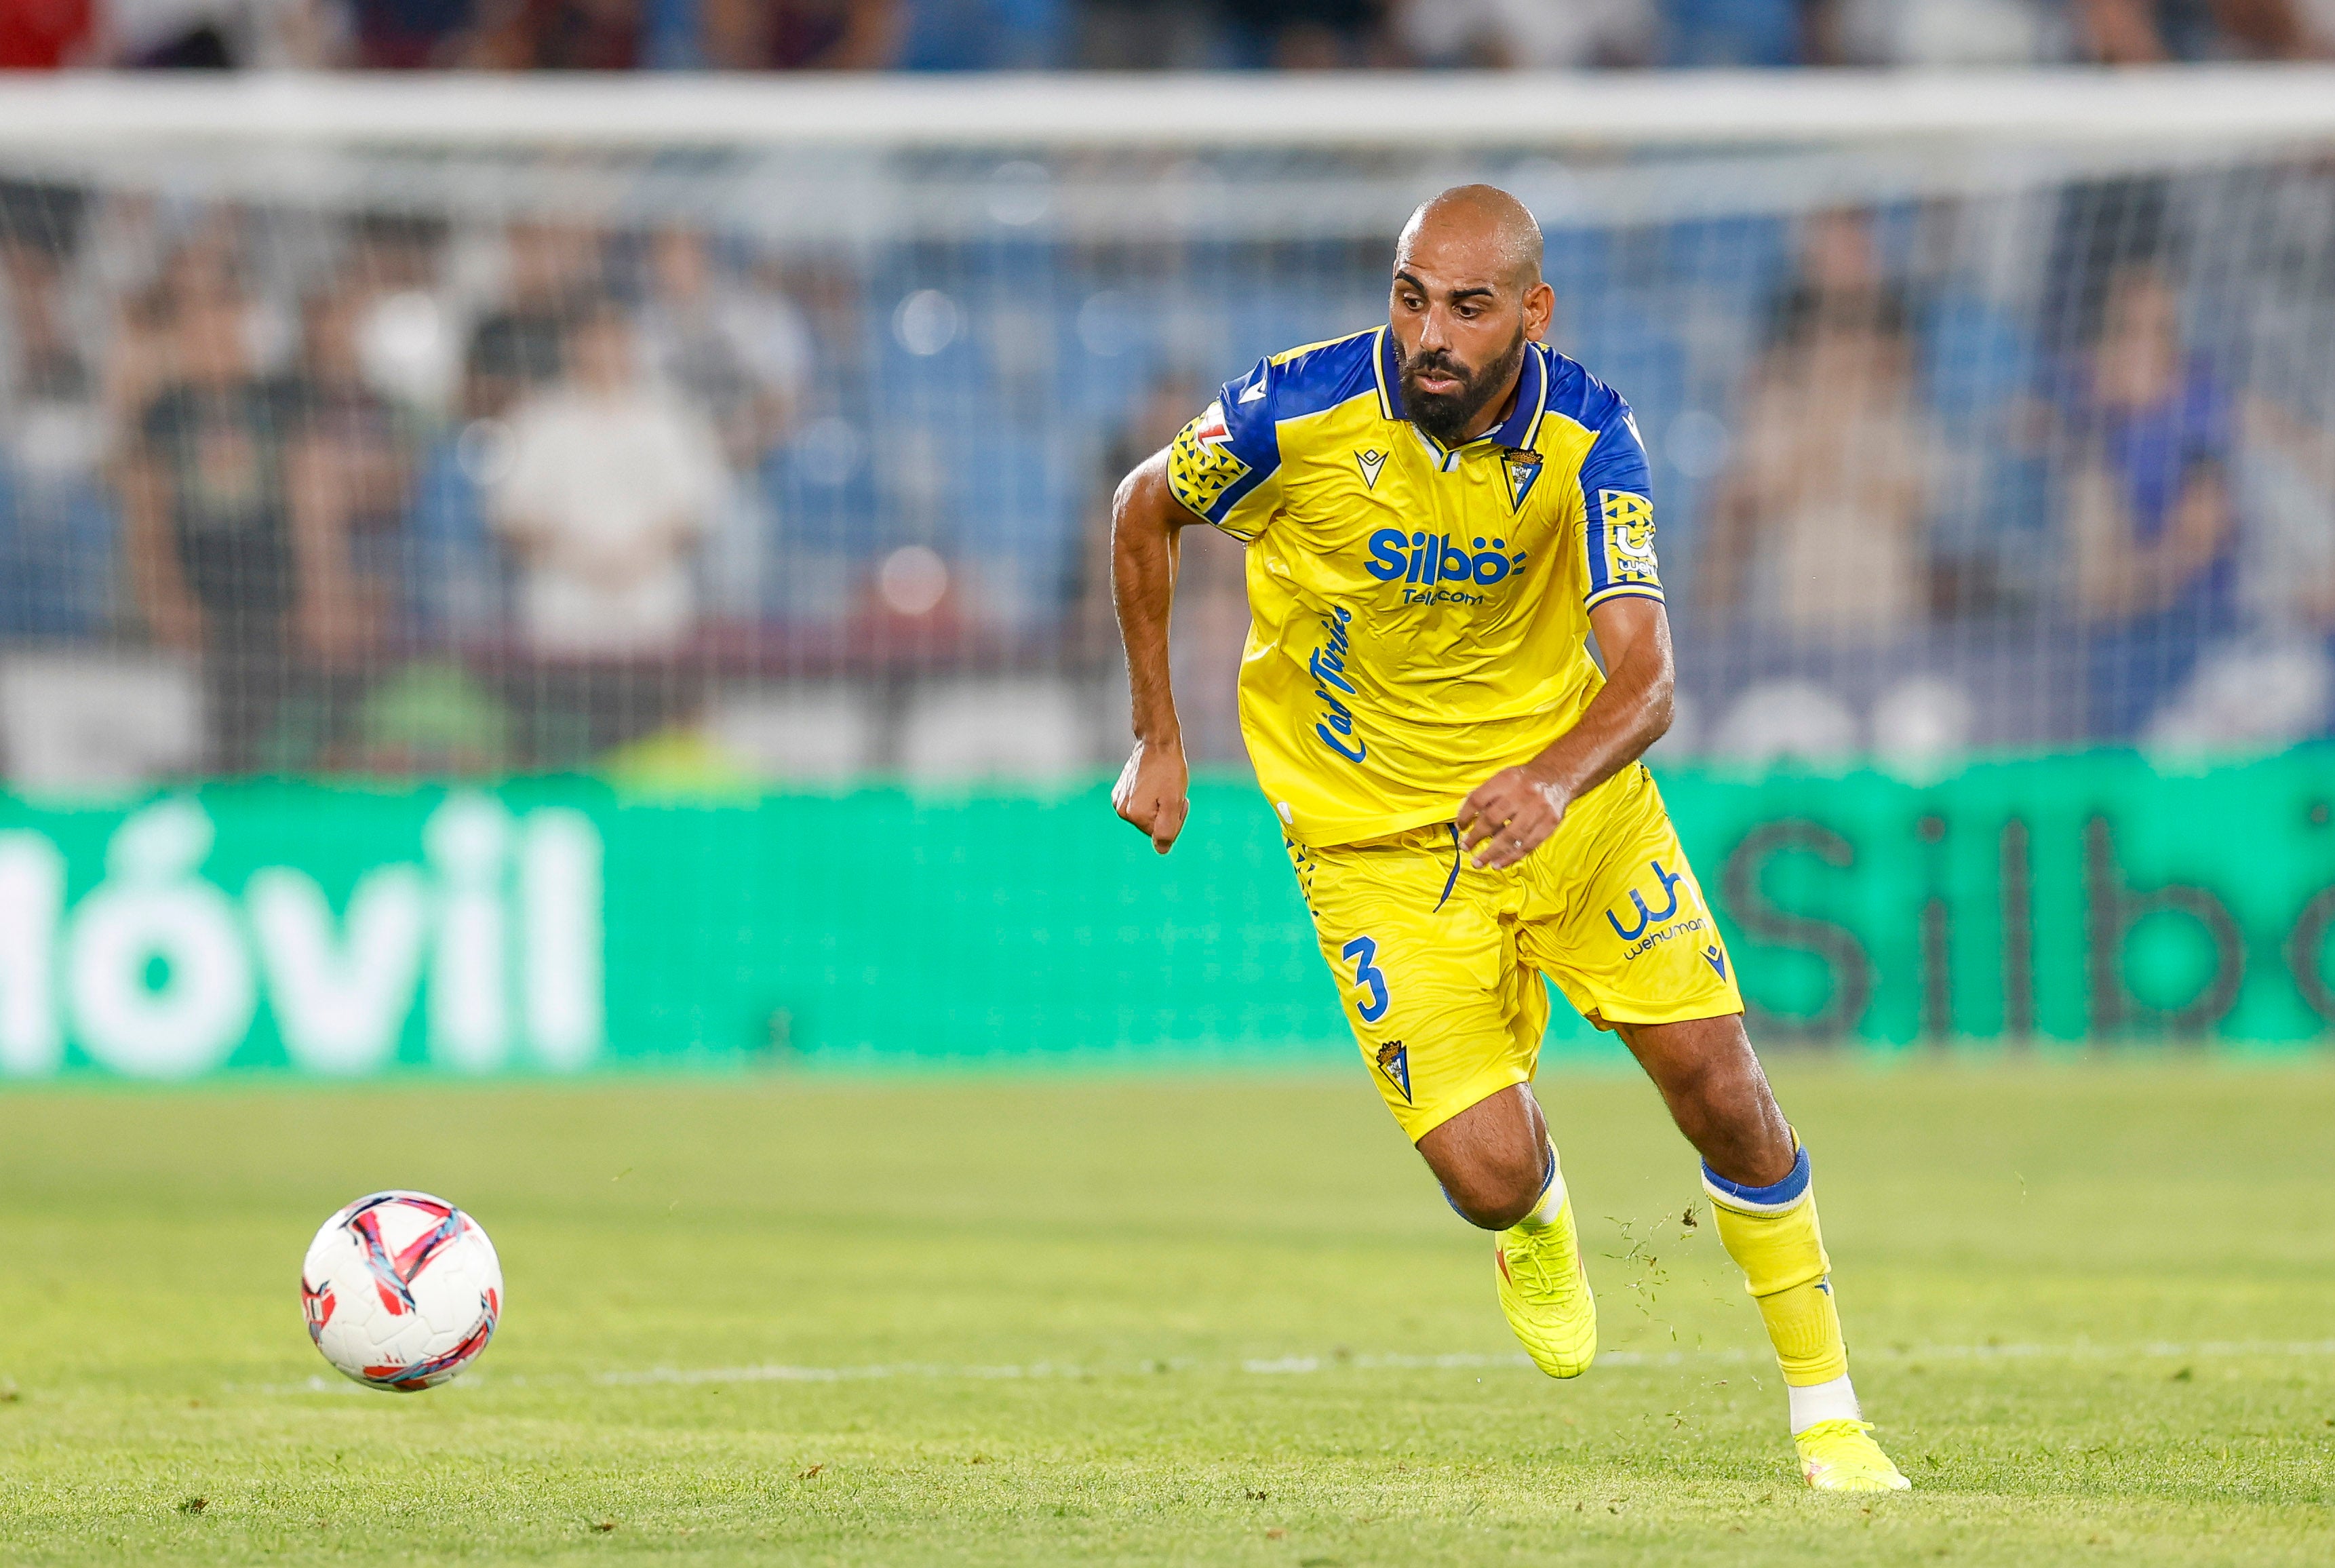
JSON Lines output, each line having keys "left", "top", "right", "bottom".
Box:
{"left": 1592, "top": 488, "right": 1663, "bottom": 601}
{"left": 1166, "top": 400, "right": 1253, "bottom": 524}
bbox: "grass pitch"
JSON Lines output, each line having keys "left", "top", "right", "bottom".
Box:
{"left": 0, "top": 1060, "right": 2330, "bottom": 1566}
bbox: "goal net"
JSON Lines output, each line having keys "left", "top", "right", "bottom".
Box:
{"left": 0, "top": 69, "right": 2330, "bottom": 789}
{"left": 0, "top": 71, "right": 2332, "bottom": 1073}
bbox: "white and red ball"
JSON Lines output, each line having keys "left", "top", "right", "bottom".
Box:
{"left": 300, "top": 1190, "right": 502, "bottom": 1391}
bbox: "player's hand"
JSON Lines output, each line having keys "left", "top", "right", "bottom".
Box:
{"left": 1112, "top": 734, "right": 1190, "bottom": 855}
{"left": 1457, "top": 766, "right": 1571, "bottom": 870}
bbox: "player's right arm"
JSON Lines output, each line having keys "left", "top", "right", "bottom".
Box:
{"left": 1109, "top": 448, "right": 1197, "bottom": 855}
{"left": 1112, "top": 363, "right": 1285, "bottom": 855}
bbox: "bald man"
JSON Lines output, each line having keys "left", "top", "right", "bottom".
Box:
{"left": 1110, "top": 185, "right": 1908, "bottom": 1491}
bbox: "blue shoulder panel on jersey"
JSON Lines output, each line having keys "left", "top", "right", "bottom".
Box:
{"left": 1268, "top": 330, "right": 1384, "bottom": 423}
{"left": 1204, "top": 332, "right": 1382, "bottom": 522}
{"left": 1213, "top": 357, "right": 1282, "bottom": 469}
{"left": 1546, "top": 349, "right": 1649, "bottom": 496}
{"left": 1579, "top": 415, "right": 1652, "bottom": 500}
{"left": 1199, "top": 355, "right": 1285, "bottom": 523}
{"left": 1542, "top": 349, "right": 1629, "bottom": 438}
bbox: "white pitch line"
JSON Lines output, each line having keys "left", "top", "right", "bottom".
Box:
{"left": 596, "top": 1360, "right": 1101, "bottom": 1386}
{"left": 228, "top": 1339, "right": 2335, "bottom": 1397}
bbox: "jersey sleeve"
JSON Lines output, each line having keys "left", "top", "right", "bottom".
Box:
{"left": 1577, "top": 405, "right": 1663, "bottom": 610}
{"left": 1164, "top": 357, "right": 1284, "bottom": 541}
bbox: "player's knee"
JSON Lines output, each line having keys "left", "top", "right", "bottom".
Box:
{"left": 1438, "top": 1151, "right": 1547, "bottom": 1230}
{"left": 1441, "top": 1184, "right": 1533, "bottom": 1230}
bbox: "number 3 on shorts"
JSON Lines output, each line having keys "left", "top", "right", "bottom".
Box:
{"left": 1341, "top": 935, "right": 1390, "bottom": 1023}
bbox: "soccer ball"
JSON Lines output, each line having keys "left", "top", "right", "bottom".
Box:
{"left": 300, "top": 1190, "right": 502, "bottom": 1392}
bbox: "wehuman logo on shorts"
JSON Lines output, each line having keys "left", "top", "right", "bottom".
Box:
{"left": 1609, "top": 859, "right": 1708, "bottom": 960}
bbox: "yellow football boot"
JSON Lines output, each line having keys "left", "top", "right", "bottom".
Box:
{"left": 1795, "top": 1419, "right": 1911, "bottom": 1492}
{"left": 1493, "top": 1196, "right": 1596, "bottom": 1379}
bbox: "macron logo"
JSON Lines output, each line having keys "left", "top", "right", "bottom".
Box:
{"left": 1238, "top": 379, "right": 1268, "bottom": 404}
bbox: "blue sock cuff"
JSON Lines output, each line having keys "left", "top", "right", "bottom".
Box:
{"left": 1701, "top": 1146, "right": 1811, "bottom": 1213}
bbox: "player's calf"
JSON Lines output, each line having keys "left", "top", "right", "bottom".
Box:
{"left": 1621, "top": 1014, "right": 1910, "bottom": 1490}
{"left": 1415, "top": 1086, "right": 1598, "bottom": 1379}
{"left": 1617, "top": 1014, "right": 1794, "bottom": 1186}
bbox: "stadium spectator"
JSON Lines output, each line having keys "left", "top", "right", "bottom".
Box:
{"left": 1072, "top": 0, "right": 1218, "bottom": 66}
{"left": 1220, "top": 0, "right": 1388, "bottom": 67}
{"left": 1395, "top": 0, "right": 1655, "bottom": 66}
{"left": 2240, "top": 390, "right": 2335, "bottom": 620}
{"left": 105, "top": 0, "right": 334, "bottom": 66}
{"left": 0, "top": 191, "right": 113, "bottom": 638}
{"left": 0, "top": 0, "right": 98, "bottom": 66}
{"left": 638, "top": 227, "right": 810, "bottom": 468}
{"left": 637, "top": 227, "right": 811, "bottom": 620}
{"left": 121, "top": 279, "right": 373, "bottom": 770}
{"left": 2072, "top": 0, "right": 2321, "bottom": 59}
{"left": 22, "top": 0, "right": 2333, "bottom": 66}
{"left": 491, "top": 299, "right": 728, "bottom": 656}
{"left": 338, "top": 0, "right": 481, "bottom": 65}
{"left": 456, "top": 220, "right": 599, "bottom": 407}
{"left": 698, "top": 0, "right": 900, "bottom": 66}
{"left": 0, "top": 187, "right": 103, "bottom": 444}
{"left": 897, "top": 0, "right": 1063, "bottom": 67}
{"left": 1700, "top": 212, "right": 1943, "bottom": 641}
{"left": 2140, "top": 375, "right": 2335, "bottom": 751}
{"left": 2048, "top": 263, "right": 2239, "bottom": 738}
{"left": 1660, "top": 0, "right": 1809, "bottom": 64}
{"left": 2212, "top": 389, "right": 2335, "bottom": 739}
{"left": 284, "top": 281, "right": 414, "bottom": 637}
{"left": 1813, "top": 0, "right": 2060, "bottom": 64}
{"left": 465, "top": 0, "right": 642, "bottom": 66}
{"left": 2302, "top": 0, "right": 2335, "bottom": 48}
{"left": 404, "top": 317, "right": 543, "bottom": 641}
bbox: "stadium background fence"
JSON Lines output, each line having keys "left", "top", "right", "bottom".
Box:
{"left": 0, "top": 71, "right": 2330, "bottom": 1076}
{"left": 3, "top": 754, "right": 2334, "bottom": 1080}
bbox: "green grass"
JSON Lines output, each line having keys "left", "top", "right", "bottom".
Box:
{"left": 1, "top": 1061, "right": 2332, "bottom": 1565}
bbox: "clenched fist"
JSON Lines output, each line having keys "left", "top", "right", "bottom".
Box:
{"left": 1112, "top": 735, "right": 1191, "bottom": 855}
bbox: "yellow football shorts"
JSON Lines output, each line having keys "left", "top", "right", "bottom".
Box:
{"left": 1288, "top": 762, "right": 1742, "bottom": 1143}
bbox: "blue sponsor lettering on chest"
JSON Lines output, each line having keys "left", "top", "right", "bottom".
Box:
{"left": 1309, "top": 606, "right": 1366, "bottom": 764}
{"left": 1367, "top": 530, "right": 1529, "bottom": 598}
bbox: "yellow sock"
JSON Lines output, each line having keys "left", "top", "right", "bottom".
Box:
{"left": 1704, "top": 1143, "right": 1850, "bottom": 1388}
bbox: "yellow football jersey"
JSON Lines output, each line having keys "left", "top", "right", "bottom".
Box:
{"left": 1166, "top": 326, "right": 1664, "bottom": 848}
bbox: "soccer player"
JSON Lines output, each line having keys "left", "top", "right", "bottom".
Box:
{"left": 1108, "top": 184, "right": 1908, "bottom": 1492}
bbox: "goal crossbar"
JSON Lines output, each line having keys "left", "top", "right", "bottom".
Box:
{"left": 0, "top": 66, "right": 2332, "bottom": 152}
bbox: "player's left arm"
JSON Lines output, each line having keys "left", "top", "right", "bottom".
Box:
{"left": 1457, "top": 596, "right": 1673, "bottom": 870}
{"left": 1461, "top": 395, "right": 1670, "bottom": 870}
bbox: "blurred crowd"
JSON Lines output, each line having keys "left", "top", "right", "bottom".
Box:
{"left": 5, "top": 0, "right": 2335, "bottom": 71}
{"left": 0, "top": 155, "right": 2331, "bottom": 781}
{"left": 1681, "top": 196, "right": 2335, "bottom": 761}
{"left": 0, "top": 183, "right": 835, "bottom": 772}
{"left": 1071, "top": 174, "right": 2335, "bottom": 768}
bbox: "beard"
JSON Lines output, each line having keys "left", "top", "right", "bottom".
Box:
{"left": 1398, "top": 328, "right": 1527, "bottom": 447}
